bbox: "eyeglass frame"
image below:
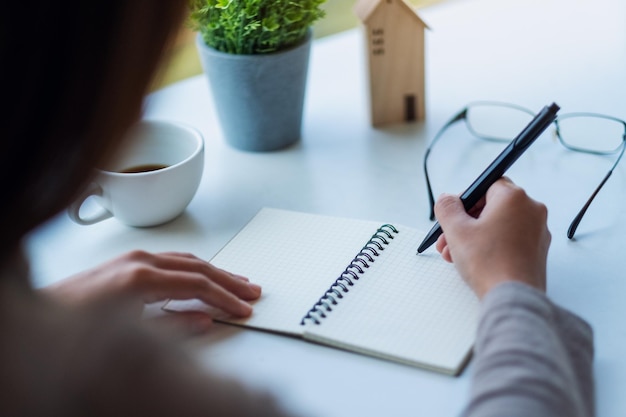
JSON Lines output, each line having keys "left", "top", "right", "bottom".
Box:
{"left": 423, "top": 101, "right": 626, "bottom": 239}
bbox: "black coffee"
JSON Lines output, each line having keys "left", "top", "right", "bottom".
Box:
{"left": 120, "top": 163, "right": 169, "bottom": 173}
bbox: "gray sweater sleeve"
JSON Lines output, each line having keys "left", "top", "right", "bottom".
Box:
{"left": 462, "top": 282, "right": 594, "bottom": 417}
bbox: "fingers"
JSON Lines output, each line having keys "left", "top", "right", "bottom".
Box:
{"left": 435, "top": 234, "right": 453, "bottom": 263}
{"left": 434, "top": 192, "right": 471, "bottom": 235}
{"left": 153, "top": 252, "right": 261, "bottom": 300}
{"left": 435, "top": 177, "right": 516, "bottom": 226}
{"left": 482, "top": 177, "right": 518, "bottom": 209}
{"left": 482, "top": 178, "right": 547, "bottom": 223}
{"left": 119, "top": 251, "right": 261, "bottom": 318}
{"left": 433, "top": 177, "right": 518, "bottom": 264}
{"left": 134, "top": 267, "right": 255, "bottom": 317}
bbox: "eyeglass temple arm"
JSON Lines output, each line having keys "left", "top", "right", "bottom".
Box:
{"left": 568, "top": 134, "right": 626, "bottom": 239}
{"left": 424, "top": 109, "right": 468, "bottom": 221}
{"left": 567, "top": 170, "right": 612, "bottom": 239}
{"left": 424, "top": 147, "right": 436, "bottom": 220}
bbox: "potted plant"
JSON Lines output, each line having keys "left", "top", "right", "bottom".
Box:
{"left": 189, "top": 0, "right": 326, "bottom": 152}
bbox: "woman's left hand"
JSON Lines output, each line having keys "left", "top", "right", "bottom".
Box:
{"left": 41, "top": 250, "right": 262, "bottom": 334}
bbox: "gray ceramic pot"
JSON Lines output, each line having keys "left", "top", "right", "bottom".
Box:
{"left": 196, "top": 31, "right": 312, "bottom": 152}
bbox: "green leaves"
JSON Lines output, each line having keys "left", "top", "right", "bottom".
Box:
{"left": 215, "top": 0, "right": 231, "bottom": 9}
{"left": 262, "top": 16, "right": 280, "bottom": 32}
{"left": 189, "top": 0, "right": 326, "bottom": 54}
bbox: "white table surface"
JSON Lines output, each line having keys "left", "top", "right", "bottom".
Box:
{"left": 27, "top": 0, "right": 626, "bottom": 415}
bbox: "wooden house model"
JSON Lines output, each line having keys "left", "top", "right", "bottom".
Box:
{"left": 355, "top": 0, "right": 428, "bottom": 127}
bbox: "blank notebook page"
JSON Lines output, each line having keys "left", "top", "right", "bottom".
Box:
{"left": 166, "top": 208, "right": 385, "bottom": 335}
{"left": 303, "top": 227, "right": 480, "bottom": 374}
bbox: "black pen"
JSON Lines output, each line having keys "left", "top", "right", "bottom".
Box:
{"left": 416, "top": 102, "right": 560, "bottom": 254}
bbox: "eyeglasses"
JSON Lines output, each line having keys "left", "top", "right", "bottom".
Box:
{"left": 423, "top": 101, "right": 626, "bottom": 239}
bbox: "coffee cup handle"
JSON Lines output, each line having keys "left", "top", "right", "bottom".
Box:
{"left": 68, "top": 183, "right": 114, "bottom": 225}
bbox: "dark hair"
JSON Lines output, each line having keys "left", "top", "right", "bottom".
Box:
{"left": 0, "top": 1, "right": 186, "bottom": 258}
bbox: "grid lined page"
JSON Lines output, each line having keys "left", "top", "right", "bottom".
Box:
{"left": 165, "top": 208, "right": 382, "bottom": 335}
{"left": 303, "top": 226, "right": 480, "bottom": 375}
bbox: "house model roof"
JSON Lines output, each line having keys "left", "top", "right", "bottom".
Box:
{"left": 354, "top": 0, "right": 429, "bottom": 28}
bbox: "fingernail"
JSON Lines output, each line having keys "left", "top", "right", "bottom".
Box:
{"left": 234, "top": 274, "right": 250, "bottom": 282}
{"left": 239, "top": 300, "right": 253, "bottom": 316}
{"left": 248, "top": 283, "right": 262, "bottom": 293}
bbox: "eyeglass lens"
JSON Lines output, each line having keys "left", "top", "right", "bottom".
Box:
{"left": 556, "top": 115, "right": 624, "bottom": 154}
{"left": 466, "top": 104, "right": 533, "bottom": 142}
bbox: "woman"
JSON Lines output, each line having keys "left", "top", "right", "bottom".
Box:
{"left": 1, "top": 2, "right": 284, "bottom": 415}
{"left": 0, "top": 1, "right": 593, "bottom": 416}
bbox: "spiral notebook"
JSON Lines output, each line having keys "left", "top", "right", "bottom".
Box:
{"left": 164, "top": 208, "right": 480, "bottom": 375}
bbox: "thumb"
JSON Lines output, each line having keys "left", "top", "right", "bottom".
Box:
{"left": 434, "top": 193, "right": 469, "bottom": 233}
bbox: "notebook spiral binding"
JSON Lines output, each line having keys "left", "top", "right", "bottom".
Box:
{"left": 300, "top": 224, "right": 400, "bottom": 325}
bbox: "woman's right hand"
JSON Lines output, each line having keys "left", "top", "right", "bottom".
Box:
{"left": 433, "top": 177, "right": 551, "bottom": 298}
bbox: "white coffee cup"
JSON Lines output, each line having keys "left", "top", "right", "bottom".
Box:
{"left": 68, "top": 120, "right": 204, "bottom": 227}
